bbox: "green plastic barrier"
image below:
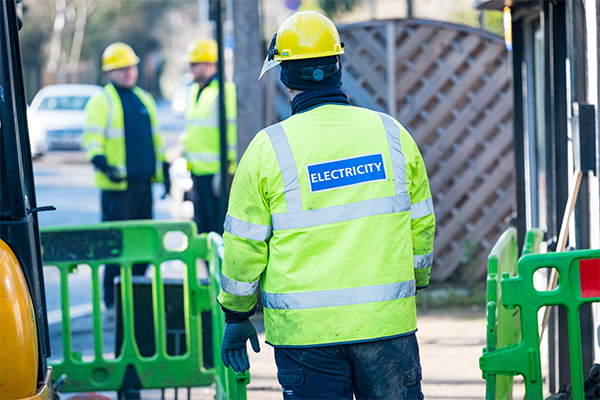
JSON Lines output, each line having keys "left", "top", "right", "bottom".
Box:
{"left": 40, "top": 220, "right": 249, "bottom": 398}
{"left": 207, "top": 232, "right": 251, "bottom": 399}
{"left": 480, "top": 246, "right": 600, "bottom": 400}
{"left": 482, "top": 228, "right": 544, "bottom": 400}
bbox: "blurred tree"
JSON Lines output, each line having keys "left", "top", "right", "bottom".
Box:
{"left": 483, "top": 10, "right": 503, "bottom": 36}
{"left": 47, "top": 0, "right": 66, "bottom": 74}
{"left": 19, "top": 0, "right": 54, "bottom": 101}
{"left": 19, "top": 0, "right": 187, "bottom": 98}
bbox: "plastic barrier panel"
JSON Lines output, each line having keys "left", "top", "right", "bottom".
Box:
{"left": 480, "top": 247, "right": 600, "bottom": 400}
{"left": 40, "top": 221, "right": 248, "bottom": 398}
{"left": 483, "top": 227, "right": 518, "bottom": 400}
{"left": 482, "top": 228, "right": 544, "bottom": 400}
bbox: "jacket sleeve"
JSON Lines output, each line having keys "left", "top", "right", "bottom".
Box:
{"left": 82, "top": 91, "right": 109, "bottom": 161}
{"left": 217, "top": 132, "right": 271, "bottom": 313}
{"left": 409, "top": 140, "right": 435, "bottom": 289}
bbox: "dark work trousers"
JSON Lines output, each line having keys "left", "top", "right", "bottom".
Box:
{"left": 101, "top": 181, "right": 153, "bottom": 308}
{"left": 274, "top": 333, "right": 424, "bottom": 400}
{"left": 191, "top": 174, "right": 222, "bottom": 234}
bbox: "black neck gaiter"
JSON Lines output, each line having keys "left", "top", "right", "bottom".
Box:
{"left": 290, "top": 88, "right": 351, "bottom": 115}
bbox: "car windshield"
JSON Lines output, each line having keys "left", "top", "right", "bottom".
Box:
{"left": 38, "top": 96, "right": 90, "bottom": 110}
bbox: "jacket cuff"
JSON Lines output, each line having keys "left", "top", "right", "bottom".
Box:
{"left": 219, "top": 301, "right": 256, "bottom": 324}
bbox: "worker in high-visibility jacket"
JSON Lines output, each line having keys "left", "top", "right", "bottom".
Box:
{"left": 83, "top": 42, "right": 168, "bottom": 312}
{"left": 218, "top": 11, "right": 435, "bottom": 400}
{"left": 179, "top": 38, "right": 237, "bottom": 234}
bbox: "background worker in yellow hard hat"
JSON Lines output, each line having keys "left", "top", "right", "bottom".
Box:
{"left": 83, "top": 42, "right": 169, "bottom": 313}
{"left": 217, "top": 11, "right": 435, "bottom": 399}
{"left": 179, "top": 38, "right": 237, "bottom": 234}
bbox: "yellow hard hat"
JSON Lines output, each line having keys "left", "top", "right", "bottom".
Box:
{"left": 102, "top": 42, "right": 140, "bottom": 72}
{"left": 182, "top": 39, "right": 218, "bottom": 64}
{"left": 259, "top": 11, "right": 344, "bottom": 79}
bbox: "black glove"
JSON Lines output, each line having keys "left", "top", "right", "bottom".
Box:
{"left": 92, "top": 155, "right": 124, "bottom": 183}
{"left": 221, "top": 319, "right": 260, "bottom": 373}
{"left": 162, "top": 161, "right": 171, "bottom": 198}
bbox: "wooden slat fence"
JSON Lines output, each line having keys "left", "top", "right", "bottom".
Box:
{"left": 266, "top": 19, "right": 514, "bottom": 284}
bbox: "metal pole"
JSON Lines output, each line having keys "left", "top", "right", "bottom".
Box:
{"left": 215, "top": 0, "right": 228, "bottom": 231}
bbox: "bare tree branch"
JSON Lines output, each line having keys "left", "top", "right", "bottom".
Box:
{"left": 47, "top": 0, "right": 66, "bottom": 73}
{"left": 68, "top": 0, "right": 90, "bottom": 71}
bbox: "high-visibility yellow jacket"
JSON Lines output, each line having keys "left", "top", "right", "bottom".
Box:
{"left": 218, "top": 104, "right": 436, "bottom": 347}
{"left": 83, "top": 83, "right": 165, "bottom": 190}
{"left": 180, "top": 79, "right": 237, "bottom": 176}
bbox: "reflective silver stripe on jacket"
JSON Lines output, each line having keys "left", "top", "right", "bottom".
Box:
{"left": 186, "top": 116, "right": 235, "bottom": 128}
{"left": 262, "top": 279, "right": 415, "bottom": 310}
{"left": 221, "top": 273, "right": 260, "bottom": 296}
{"left": 186, "top": 118, "right": 217, "bottom": 128}
{"left": 84, "top": 142, "right": 104, "bottom": 153}
{"left": 186, "top": 152, "right": 221, "bottom": 163}
{"left": 225, "top": 214, "right": 272, "bottom": 241}
{"left": 378, "top": 113, "right": 407, "bottom": 196}
{"left": 414, "top": 252, "right": 433, "bottom": 269}
{"left": 102, "top": 90, "right": 114, "bottom": 138}
{"left": 85, "top": 125, "right": 105, "bottom": 135}
{"left": 272, "top": 194, "right": 410, "bottom": 230}
{"left": 411, "top": 197, "right": 434, "bottom": 220}
{"left": 265, "top": 123, "right": 302, "bottom": 213}
{"left": 106, "top": 128, "right": 125, "bottom": 139}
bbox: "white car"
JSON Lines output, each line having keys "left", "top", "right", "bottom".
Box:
{"left": 27, "top": 107, "right": 47, "bottom": 158}
{"left": 29, "top": 84, "right": 102, "bottom": 150}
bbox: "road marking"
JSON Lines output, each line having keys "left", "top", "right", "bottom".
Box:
{"left": 47, "top": 302, "right": 94, "bottom": 325}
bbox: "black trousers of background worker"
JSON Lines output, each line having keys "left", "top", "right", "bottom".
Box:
{"left": 191, "top": 174, "right": 222, "bottom": 234}
{"left": 101, "top": 181, "right": 153, "bottom": 309}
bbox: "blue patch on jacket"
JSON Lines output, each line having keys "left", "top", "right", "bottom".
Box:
{"left": 306, "top": 153, "right": 387, "bottom": 193}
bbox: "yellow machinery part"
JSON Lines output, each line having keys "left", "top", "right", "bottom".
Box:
{"left": 16, "top": 367, "right": 53, "bottom": 400}
{"left": 0, "top": 239, "right": 39, "bottom": 399}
